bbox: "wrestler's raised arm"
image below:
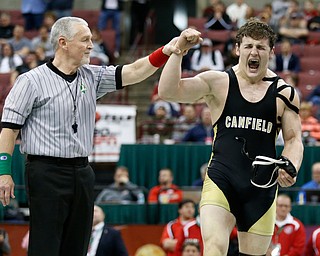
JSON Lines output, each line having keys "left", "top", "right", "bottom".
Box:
{"left": 158, "top": 28, "right": 210, "bottom": 104}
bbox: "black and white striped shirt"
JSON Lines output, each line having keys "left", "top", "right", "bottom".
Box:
{"left": 1, "top": 62, "right": 123, "bottom": 157}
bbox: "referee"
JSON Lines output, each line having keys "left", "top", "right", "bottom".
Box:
{"left": 0, "top": 17, "right": 202, "bottom": 256}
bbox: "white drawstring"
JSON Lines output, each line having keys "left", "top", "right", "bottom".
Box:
{"left": 250, "top": 156, "right": 286, "bottom": 189}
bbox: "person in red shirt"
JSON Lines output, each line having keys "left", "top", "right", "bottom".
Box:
{"left": 305, "top": 226, "right": 320, "bottom": 256}
{"left": 160, "top": 199, "right": 202, "bottom": 256}
{"left": 148, "top": 168, "right": 183, "bottom": 204}
{"left": 268, "top": 194, "right": 306, "bottom": 256}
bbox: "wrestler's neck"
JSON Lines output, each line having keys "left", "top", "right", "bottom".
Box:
{"left": 239, "top": 71, "right": 266, "bottom": 85}
{"left": 234, "top": 65, "right": 268, "bottom": 84}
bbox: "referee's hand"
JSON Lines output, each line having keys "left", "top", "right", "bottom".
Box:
{"left": 0, "top": 175, "right": 15, "bottom": 206}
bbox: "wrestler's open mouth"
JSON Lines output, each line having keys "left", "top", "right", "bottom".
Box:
{"left": 248, "top": 59, "right": 259, "bottom": 69}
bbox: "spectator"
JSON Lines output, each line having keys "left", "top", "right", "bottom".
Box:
{"left": 148, "top": 99, "right": 180, "bottom": 119}
{"left": 307, "top": 84, "right": 320, "bottom": 106}
{"left": 98, "top": 0, "right": 122, "bottom": 58}
{"left": 261, "top": 3, "right": 273, "bottom": 21}
{"left": 0, "top": 229, "right": 10, "bottom": 256}
{"left": 42, "top": 12, "right": 57, "bottom": 31}
{"left": 301, "top": 162, "right": 320, "bottom": 190}
{"left": 34, "top": 45, "right": 49, "bottom": 64}
{"left": 297, "top": 162, "right": 320, "bottom": 203}
{"left": 278, "top": 5, "right": 309, "bottom": 44}
{"left": 225, "top": 0, "right": 249, "bottom": 28}
{"left": 270, "top": 0, "right": 290, "bottom": 33}
{"left": 95, "top": 166, "right": 145, "bottom": 204}
{"left": 307, "top": 14, "right": 320, "bottom": 31}
{"left": 0, "top": 12, "right": 14, "bottom": 40}
{"left": 181, "top": 239, "right": 201, "bottom": 256}
{"left": 149, "top": 83, "right": 181, "bottom": 118}
{"left": 237, "top": 5, "right": 256, "bottom": 28}
{"left": 202, "top": 0, "right": 219, "bottom": 19}
{"left": 303, "top": 0, "right": 319, "bottom": 22}
{"left": 87, "top": 205, "right": 128, "bottom": 256}
{"left": 306, "top": 84, "right": 320, "bottom": 120}
{"left": 258, "top": 10, "right": 272, "bottom": 26}
{"left": 300, "top": 101, "right": 320, "bottom": 144}
{"left": 192, "top": 162, "right": 208, "bottom": 187}
{"left": 10, "top": 51, "right": 41, "bottom": 84}
{"left": 90, "top": 28, "right": 112, "bottom": 65}
{"left": 305, "top": 226, "right": 320, "bottom": 256}
{"left": 160, "top": 199, "right": 202, "bottom": 256}
{"left": 204, "top": 1, "right": 233, "bottom": 31}
{"left": 21, "top": 0, "right": 47, "bottom": 31}
{"left": 274, "top": 39, "right": 301, "bottom": 75}
{"left": 279, "top": 0, "right": 304, "bottom": 25}
{"left": 0, "top": 42, "right": 23, "bottom": 73}
{"left": 7, "top": 25, "right": 32, "bottom": 58}
{"left": 181, "top": 42, "right": 200, "bottom": 72}
{"left": 148, "top": 168, "right": 183, "bottom": 204}
{"left": 129, "top": 0, "right": 150, "bottom": 45}
{"left": 141, "top": 101, "right": 177, "bottom": 144}
{"left": 190, "top": 38, "right": 224, "bottom": 72}
{"left": 46, "top": 0, "right": 74, "bottom": 19}
{"left": 268, "top": 194, "right": 306, "bottom": 256}
{"left": 172, "top": 104, "right": 198, "bottom": 143}
{"left": 182, "top": 107, "right": 213, "bottom": 144}
{"left": 31, "top": 25, "right": 54, "bottom": 58}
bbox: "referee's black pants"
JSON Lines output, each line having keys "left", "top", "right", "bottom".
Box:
{"left": 25, "top": 156, "right": 95, "bottom": 256}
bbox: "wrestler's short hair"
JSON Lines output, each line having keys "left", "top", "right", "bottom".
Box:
{"left": 235, "top": 17, "right": 277, "bottom": 49}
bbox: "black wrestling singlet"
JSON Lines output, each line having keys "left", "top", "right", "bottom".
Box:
{"left": 207, "top": 68, "right": 279, "bottom": 232}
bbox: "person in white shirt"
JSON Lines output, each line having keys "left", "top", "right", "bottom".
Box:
{"left": 87, "top": 205, "right": 128, "bottom": 256}
{"left": 0, "top": 42, "right": 23, "bottom": 73}
{"left": 226, "top": 0, "right": 249, "bottom": 28}
{"left": 190, "top": 38, "right": 224, "bottom": 72}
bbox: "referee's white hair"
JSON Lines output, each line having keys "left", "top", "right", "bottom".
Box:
{"left": 50, "top": 16, "right": 88, "bottom": 51}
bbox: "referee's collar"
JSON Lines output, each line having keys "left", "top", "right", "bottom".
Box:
{"left": 47, "top": 59, "right": 78, "bottom": 83}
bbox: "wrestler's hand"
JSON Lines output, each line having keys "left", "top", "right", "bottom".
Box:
{"left": 277, "top": 169, "right": 296, "bottom": 187}
{"left": 175, "top": 28, "right": 203, "bottom": 53}
{"left": 0, "top": 175, "right": 15, "bottom": 206}
{"left": 163, "top": 37, "right": 181, "bottom": 56}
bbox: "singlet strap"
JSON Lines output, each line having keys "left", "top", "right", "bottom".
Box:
{"left": 262, "top": 76, "right": 278, "bottom": 82}
{"left": 277, "top": 84, "right": 299, "bottom": 114}
{"left": 226, "top": 68, "right": 238, "bottom": 84}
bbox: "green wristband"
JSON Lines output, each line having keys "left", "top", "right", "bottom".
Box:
{"left": 0, "top": 153, "right": 12, "bottom": 175}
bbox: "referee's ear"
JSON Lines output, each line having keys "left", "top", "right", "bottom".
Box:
{"left": 58, "top": 36, "right": 68, "bottom": 50}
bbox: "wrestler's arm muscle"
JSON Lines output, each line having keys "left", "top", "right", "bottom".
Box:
{"left": 279, "top": 87, "right": 304, "bottom": 177}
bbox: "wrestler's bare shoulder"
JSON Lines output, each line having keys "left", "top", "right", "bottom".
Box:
{"left": 196, "top": 69, "right": 229, "bottom": 89}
